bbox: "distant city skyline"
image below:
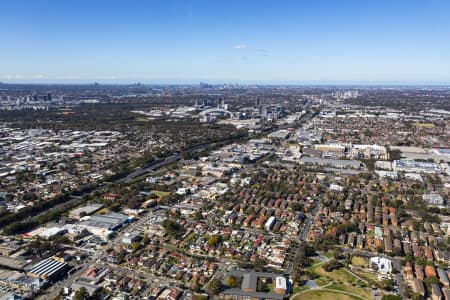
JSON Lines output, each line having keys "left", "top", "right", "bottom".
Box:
{"left": 1, "top": 0, "right": 450, "bottom": 84}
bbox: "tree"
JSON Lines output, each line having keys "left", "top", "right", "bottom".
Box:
{"left": 207, "top": 278, "right": 222, "bottom": 294}
{"left": 131, "top": 242, "right": 141, "bottom": 252}
{"left": 382, "top": 295, "right": 402, "bottom": 300}
{"left": 162, "top": 219, "right": 185, "bottom": 238}
{"left": 73, "top": 287, "right": 88, "bottom": 300}
{"left": 142, "top": 233, "right": 150, "bottom": 245}
{"left": 323, "top": 259, "right": 343, "bottom": 272}
{"left": 194, "top": 210, "right": 203, "bottom": 221}
{"left": 207, "top": 235, "right": 222, "bottom": 247}
{"left": 380, "top": 279, "right": 394, "bottom": 291}
{"left": 227, "top": 275, "right": 237, "bottom": 287}
{"left": 411, "top": 293, "right": 424, "bottom": 300}
{"left": 253, "top": 257, "right": 266, "bottom": 272}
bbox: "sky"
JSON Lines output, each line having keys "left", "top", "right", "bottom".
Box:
{"left": 1, "top": 0, "right": 450, "bottom": 84}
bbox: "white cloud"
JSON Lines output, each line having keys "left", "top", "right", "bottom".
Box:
{"left": 232, "top": 44, "right": 269, "bottom": 57}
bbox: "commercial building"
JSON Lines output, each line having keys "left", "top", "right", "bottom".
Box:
{"left": 423, "top": 192, "right": 444, "bottom": 206}
{"left": 300, "top": 157, "right": 363, "bottom": 169}
{"left": 393, "top": 160, "right": 441, "bottom": 173}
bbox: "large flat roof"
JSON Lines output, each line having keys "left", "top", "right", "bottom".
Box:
{"left": 69, "top": 204, "right": 103, "bottom": 217}
{"left": 300, "top": 156, "right": 362, "bottom": 169}
{"left": 28, "top": 258, "right": 67, "bottom": 277}
{"left": 0, "top": 256, "right": 29, "bottom": 271}
{"left": 83, "top": 212, "right": 128, "bottom": 229}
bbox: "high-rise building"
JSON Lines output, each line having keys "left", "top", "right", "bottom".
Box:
{"left": 219, "top": 97, "right": 225, "bottom": 108}
{"left": 47, "top": 93, "right": 52, "bottom": 101}
{"left": 255, "top": 97, "right": 261, "bottom": 107}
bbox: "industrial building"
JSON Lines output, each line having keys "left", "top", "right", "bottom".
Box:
{"left": 69, "top": 204, "right": 103, "bottom": 220}
{"left": 0, "top": 256, "right": 30, "bottom": 271}
{"left": 79, "top": 212, "right": 131, "bottom": 240}
{"left": 81, "top": 212, "right": 130, "bottom": 231}
{"left": 27, "top": 258, "right": 68, "bottom": 281}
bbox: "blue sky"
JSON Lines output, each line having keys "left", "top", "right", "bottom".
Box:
{"left": 1, "top": 0, "right": 450, "bottom": 84}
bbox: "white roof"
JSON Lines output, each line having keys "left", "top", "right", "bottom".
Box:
{"left": 275, "top": 276, "right": 287, "bottom": 289}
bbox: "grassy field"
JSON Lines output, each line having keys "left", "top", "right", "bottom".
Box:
{"left": 306, "top": 263, "right": 372, "bottom": 299}
{"left": 292, "top": 290, "right": 362, "bottom": 300}
{"left": 153, "top": 190, "right": 171, "bottom": 197}
{"left": 314, "top": 277, "right": 330, "bottom": 286}
{"left": 97, "top": 208, "right": 111, "bottom": 214}
{"left": 310, "top": 264, "right": 357, "bottom": 284}
{"left": 352, "top": 269, "right": 379, "bottom": 282}
{"left": 136, "top": 117, "right": 151, "bottom": 122}
{"left": 351, "top": 256, "right": 367, "bottom": 267}
{"left": 292, "top": 284, "right": 310, "bottom": 294}
{"left": 327, "top": 282, "right": 371, "bottom": 299}
{"left": 414, "top": 122, "right": 435, "bottom": 128}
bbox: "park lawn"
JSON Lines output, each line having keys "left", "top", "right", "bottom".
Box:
{"left": 153, "top": 190, "right": 171, "bottom": 197}
{"left": 353, "top": 269, "right": 379, "bottom": 282}
{"left": 351, "top": 256, "right": 367, "bottom": 267}
{"left": 97, "top": 208, "right": 111, "bottom": 215}
{"left": 324, "top": 251, "right": 334, "bottom": 259}
{"left": 328, "top": 282, "right": 372, "bottom": 299}
{"left": 310, "top": 264, "right": 357, "bottom": 284}
{"left": 307, "top": 264, "right": 372, "bottom": 299}
{"left": 314, "top": 277, "right": 330, "bottom": 286}
{"left": 414, "top": 122, "right": 435, "bottom": 128}
{"left": 292, "top": 284, "right": 310, "bottom": 294}
{"left": 291, "top": 290, "right": 362, "bottom": 300}
{"left": 136, "top": 117, "right": 151, "bottom": 122}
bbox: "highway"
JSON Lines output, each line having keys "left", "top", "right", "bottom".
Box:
{"left": 122, "top": 110, "right": 316, "bottom": 183}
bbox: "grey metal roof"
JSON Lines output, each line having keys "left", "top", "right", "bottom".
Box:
{"left": 241, "top": 273, "right": 257, "bottom": 290}
{"left": 29, "top": 258, "right": 67, "bottom": 276}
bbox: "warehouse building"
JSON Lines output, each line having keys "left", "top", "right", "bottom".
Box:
{"left": 0, "top": 256, "right": 30, "bottom": 271}
{"left": 69, "top": 204, "right": 103, "bottom": 220}
{"left": 81, "top": 212, "right": 130, "bottom": 231}
{"left": 27, "top": 258, "right": 68, "bottom": 281}
{"left": 79, "top": 212, "right": 131, "bottom": 240}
